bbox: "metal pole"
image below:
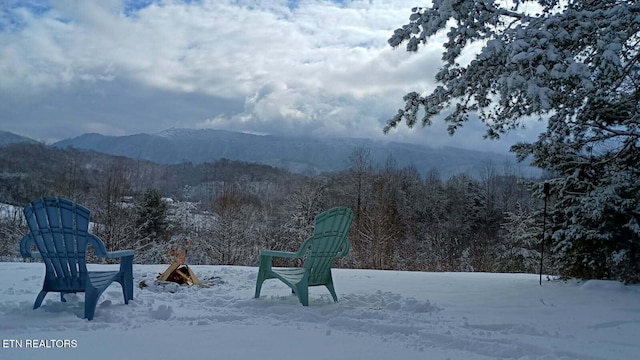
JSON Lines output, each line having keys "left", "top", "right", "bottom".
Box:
{"left": 540, "top": 182, "right": 550, "bottom": 286}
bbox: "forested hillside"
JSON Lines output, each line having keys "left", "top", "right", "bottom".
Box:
{"left": 53, "top": 128, "right": 534, "bottom": 178}
{"left": 0, "top": 143, "right": 549, "bottom": 275}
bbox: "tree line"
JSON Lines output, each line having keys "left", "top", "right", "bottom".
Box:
{"left": 0, "top": 143, "right": 553, "bottom": 277}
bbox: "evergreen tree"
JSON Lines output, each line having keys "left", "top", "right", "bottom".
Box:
{"left": 136, "top": 188, "right": 170, "bottom": 244}
{"left": 387, "top": 1, "right": 640, "bottom": 282}
{"left": 496, "top": 207, "right": 541, "bottom": 274}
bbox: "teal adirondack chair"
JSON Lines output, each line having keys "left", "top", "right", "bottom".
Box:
{"left": 20, "top": 197, "right": 134, "bottom": 320}
{"left": 254, "top": 207, "right": 354, "bottom": 306}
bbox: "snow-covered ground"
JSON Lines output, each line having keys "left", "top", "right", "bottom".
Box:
{"left": 1, "top": 262, "right": 639, "bottom": 359}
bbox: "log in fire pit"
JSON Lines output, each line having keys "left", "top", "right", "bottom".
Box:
{"left": 157, "top": 241, "right": 201, "bottom": 286}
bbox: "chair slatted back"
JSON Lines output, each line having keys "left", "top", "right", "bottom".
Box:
{"left": 23, "top": 197, "right": 91, "bottom": 290}
{"left": 303, "top": 207, "right": 354, "bottom": 285}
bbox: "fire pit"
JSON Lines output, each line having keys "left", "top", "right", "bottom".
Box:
{"left": 157, "top": 241, "right": 201, "bottom": 286}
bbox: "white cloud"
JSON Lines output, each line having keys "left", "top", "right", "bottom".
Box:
{"left": 0, "top": 0, "right": 542, "bottom": 151}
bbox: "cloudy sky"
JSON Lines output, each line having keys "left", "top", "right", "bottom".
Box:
{"left": 0, "top": 0, "right": 544, "bottom": 152}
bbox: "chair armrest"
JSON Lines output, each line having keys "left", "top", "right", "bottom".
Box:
{"left": 105, "top": 250, "right": 135, "bottom": 259}
{"left": 259, "top": 250, "right": 300, "bottom": 259}
{"left": 19, "top": 234, "right": 41, "bottom": 258}
{"left": 336, "top": 238, "right": 351, "bottom": 257}
{"left": 87, "top": 234, "right": 134, "bottom": 259}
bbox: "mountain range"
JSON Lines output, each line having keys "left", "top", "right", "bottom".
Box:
{"left": 1, "top": 129, "right": 536, "bottom": 178}
{"left": 0, "top": 131, "right": 38, "bottom": 147}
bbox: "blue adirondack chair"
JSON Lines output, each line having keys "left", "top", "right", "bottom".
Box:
{"left": 254, "top": 207, "right": 354, "bottom": 306}
{"left": 20, "top": 197, "right": 134, "bottom": 320}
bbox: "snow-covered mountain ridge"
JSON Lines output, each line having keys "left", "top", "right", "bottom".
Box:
{"left": 52, "top": 128, "right": 536, "bottom": 177}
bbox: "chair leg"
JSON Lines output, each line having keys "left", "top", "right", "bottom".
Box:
{"left": 120, "top": 256, "right": 134, "bottom": 303}
{"left": 84, "top": 287, "right": 99, "bottom": 321}
{"left": 295, "top": 284, "right": 309, "bottom": 306}
{"left": 326, "top": 285, "right": 338, "bottom": 302}
{"left": 295, "top": 276, "right": 309, "bottom": 306}
{"left": 325, "top": 274, "right": 338, "bottom": 302}
{"left": 255, "top": 269, "right": 266, "bottom": 299}
{"left": 255, "top": 255, "right": 277, "bottom": 299}
{"left": 33, "top": 290, "right": 48, "bottom": 309}
{"left": 125, "top": 276, "right": 133, "bottom": 302}
{"left": 255, "top": 258, "right": 273, "bottom": 299}
{"left": 116, "top": 278, "right": 129, "bottom": 304}
{"left": 117, "top": 275, "right": 133, "bottom": 304}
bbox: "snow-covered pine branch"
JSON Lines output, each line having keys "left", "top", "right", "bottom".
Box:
{"left": 388, "top": 0, "right": 640, "bottom": 282}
